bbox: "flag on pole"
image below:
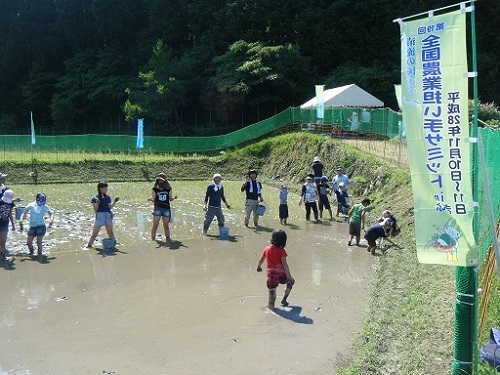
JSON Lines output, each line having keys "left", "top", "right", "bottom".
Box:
{"left": 400, "top": 9, "right": 475, "bottom": 266}
{"left": 315, "top": 85, "right": 324, "bottom": 120}
{"left": 30, "top": 111, "right": 36, "bottom": 145}
{"left": 136, "top": 118, "right": 144, "bottom": 149}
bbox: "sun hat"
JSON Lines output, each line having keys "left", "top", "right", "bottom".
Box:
{"left": 213, "top": 173, "right": 222, "bottom": 179}
{"left": 313, "top": 156, "right": 321, "bottom": 162}
{"left": 0, "top": 173, "right": 7, "bottom": 179}
{"left": 1, "top": 189, "right": 14, "bottom": 204}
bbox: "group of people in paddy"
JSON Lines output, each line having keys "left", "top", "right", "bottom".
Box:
{"left": 0, "top": 164, "right": 398, "bottom": 310}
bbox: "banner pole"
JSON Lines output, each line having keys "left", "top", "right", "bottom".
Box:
{"left": 453, "top": 3, "right": 479, "bottom": 375}
{"left": 469, "top": 2, "right": 479, "bottom": 373}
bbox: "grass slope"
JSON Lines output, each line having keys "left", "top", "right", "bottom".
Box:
{"left": 1, "top": 133, "right": 455, "bottom": 374}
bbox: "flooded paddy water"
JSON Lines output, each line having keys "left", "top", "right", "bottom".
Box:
{"left": 1, "top": 181, "right": 375, "bottom": 374}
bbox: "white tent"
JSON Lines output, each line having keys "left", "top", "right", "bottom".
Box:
{"left": 300, "top": 84, "right": 384, "bottom": 108}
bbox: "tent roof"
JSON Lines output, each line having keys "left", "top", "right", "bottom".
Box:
{"left": 300, "top": 84, "right": 384, "bottom": 108}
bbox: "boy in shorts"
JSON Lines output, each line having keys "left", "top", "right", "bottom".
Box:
{"left": 21, "top": 193, "right": 54, "bottom": 256}
{"left": 347, "top": 197, "right": 371, "bottom": 246}
{"left": 318, "top": 176, "right": 333, "bottom": 220}
{"left": 257, "top": 229, "right": 295, "bottom": 310}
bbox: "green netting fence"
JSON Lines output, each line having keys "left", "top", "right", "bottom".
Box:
{"left": 477, "top": 126, "right": 500, "bottom": 263}
{"left": 0, "top": 107, "right": 403, "bottom": 153}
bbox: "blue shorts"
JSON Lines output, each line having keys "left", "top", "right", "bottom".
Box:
{"left": 153, "top": 207, "right": 171, "bottom": 218}
{"left": 0, "top": 223, "right": 9, "bottom": 233}
{"left": 28, "top": 225, "right": 47, "bottom": 237}
{"left": 95, "top": 212, "right": 113, "bottom": 226}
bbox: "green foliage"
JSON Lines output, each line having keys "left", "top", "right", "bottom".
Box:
{"left": 0, "top": 0, "right": 498, "bottom": 135}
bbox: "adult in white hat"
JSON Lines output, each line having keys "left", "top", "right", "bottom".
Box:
{"left": 310, "top": 156, "right": 324, "bottom": 184}
{"left": 203, "top": 173, "right": 231, "bottom": 235}
{"left": 0, "top": 189, "right": 16, "bottom": 259}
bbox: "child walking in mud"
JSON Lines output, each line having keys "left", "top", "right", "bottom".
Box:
{"left": 20, "top": 193, "right": 54, "bottom": 256}
{"left": 149, "top": 173, "right": 176, "bottom": 242}
{"left": 257, "top": 229, "right": 295, "bottom": 310}
{"left": 87, "top": 182, "right": 119, "bottom": 248}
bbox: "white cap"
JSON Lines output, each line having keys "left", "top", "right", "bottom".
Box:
{"left": 213, "top": 173, "right": 222, "bottom": 179}
{"left": 0, "top": 173, "right": 7, "bottom": 179}
{"left": 339, "top": 182, "right": 345, "bottom": 187}
{"left": 313, "top": 156, "right": 320, "bottom": 162}
{"left": 1, "top": 189, "right": 14, "bottom": 204}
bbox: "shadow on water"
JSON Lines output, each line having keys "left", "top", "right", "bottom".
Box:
{"left": 272, "top": 305, "right": 314, "bottom": 324}
{"left": 205, "top": 234, "right": 238, "bottom": 243}
{"left": 96, "top": 247, "right": 128, "bottom": 257}
{"left": 283, "top": 223, "right": 301, "bottom": 230}
{"left": 18, "top": 254, "right": 56, "bottom": 264}
{"left": 254, "top": 225, "right": 274, "bottom": 233}
{"left": 154, "top": 239, "right": 188, "bottom": 250}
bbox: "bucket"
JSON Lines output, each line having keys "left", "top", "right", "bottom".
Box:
{"left": 256, "top": 204, "right": 266, "bottom": 216}
{"left": 15, "top": 206, "right": 26, "bottom": 220}
{"left": 102, "top": 238, "right": 116, "bottom": 251}
{"left": 219, "top": 227, "right": 229, "bottom": 240}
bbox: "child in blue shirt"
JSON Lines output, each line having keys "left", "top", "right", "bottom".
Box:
{"left": 21, "top": 193, "right": 54, "bottom": 256}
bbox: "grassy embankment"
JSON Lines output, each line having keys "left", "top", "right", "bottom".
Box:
{"left": 2, "top": 132, "right": 456, "bottom": 374}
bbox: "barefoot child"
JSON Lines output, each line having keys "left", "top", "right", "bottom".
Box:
{"left": 0, "top": 189, "right": 15, "bottom": 260}
{"left": 20, "top": 193, "right": 54, "bottom": 256}
{"left": 257, "top": 229, "right": 295, "bottom": 309}
{"left": 278, "top": 184, "right": 289, "bottom": 225}
{"left": 87, "top": 182, "right": 119, "bottom": 248}
{"left": 347, "top": 197, "right": 371, "bottom": 246}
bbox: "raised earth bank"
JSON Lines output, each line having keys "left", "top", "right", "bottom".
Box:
{"left": 2, "top": 132, "right": 454, "bottom": 375}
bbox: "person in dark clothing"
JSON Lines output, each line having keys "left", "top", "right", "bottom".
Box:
{"left": 364, "top": 221, "right": 393, "bottom": 256}
{"left": 334, "top": 182, "right": 350, "bottom": 216}
{"left": 149, "top": 174, "right": 175, "bottom": 242}
{"left": 310, "top": 156, "right": 324, "bottom": 185}
{"left": 241, "top": 169, "right": 264, "bottom": 227}
{"left": 203, "top": 173, "right": 231, "bottom": 235}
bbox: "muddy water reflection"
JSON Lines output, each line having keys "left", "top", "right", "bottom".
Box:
{"left": 2, "top": 181, "right": 376, "bottom": 374}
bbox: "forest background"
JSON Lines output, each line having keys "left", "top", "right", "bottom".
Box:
{"left": 0, "top": 0, "right": 498, "bottom": 137}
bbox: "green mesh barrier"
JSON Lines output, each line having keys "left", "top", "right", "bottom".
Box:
{"left": 477, "top": 127, "right": 500, "bottom": 263}
{"left": 1, "top": 107, "right": 403, "bottom": 153}
{"left": 453, "top": 267, "right": 475, "bottom": 374}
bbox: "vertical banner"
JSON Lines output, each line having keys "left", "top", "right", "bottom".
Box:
{"left": 401, "top": 10, "right": 476, "bottom": 266}
{"left": 136, "top": 118, "right": 144, "bottom": 149}
{"left": 315, "top": 85, "right": 324, "bottom": 120}
{"left": 30, "top": 111, "right": 36, "bottom": 145}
